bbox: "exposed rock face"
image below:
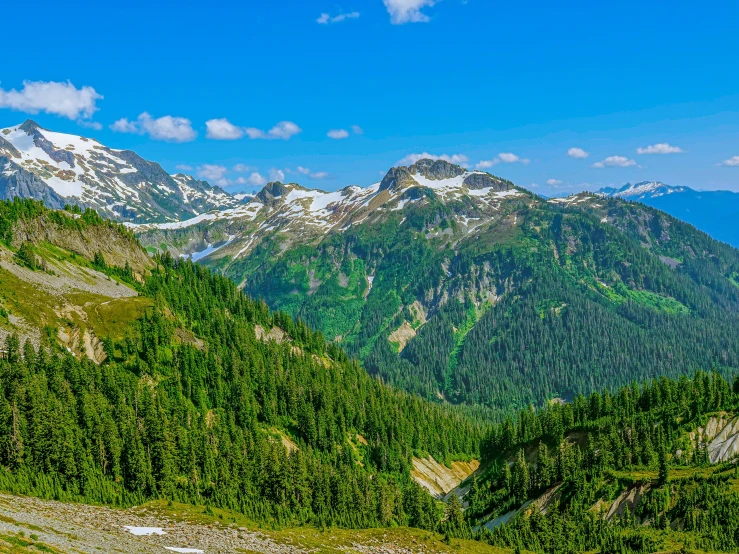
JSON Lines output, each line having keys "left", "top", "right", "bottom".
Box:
{"left": 463, "top": 171, "right": 511, "bottom": 191}
{"left": 20, "top": 120, "right": 76, "bottom": 166}
{"left": 0, "top": 136, "right": 20, "bottom": 158}
{"left": 688, "top": 414, "right": 739, "bottom": 463}
{"left": 708, "top": 418, "right": 739, "bottom": 463}
{"left": 409, "top": 159, "right": 465, "bottom": 180}
{"left": 254, "top": 324, "right": 289, "bottom": 344}
{"left": 606, "top": 484, "right": 651, "bottom": 520}
{"left": 0, "top": 158, "right": 67, "bottom": 209}
{"left": 388, "top": 321, "right": 417, "bottom": 352}
{"left": 255, "top": 181, "right": 292, "bottom": 205}
{"left": 379, "top": 166, "right": 416, "bottom": 193}
{"left": 410, "top": 456, "right": 480, "bottom": 499}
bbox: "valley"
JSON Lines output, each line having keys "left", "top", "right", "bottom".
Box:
{"left": 1, "top": 133, "right": 739, "bottom": 553}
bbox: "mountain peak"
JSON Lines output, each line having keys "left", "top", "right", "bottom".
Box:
{"left": 408, "top": 158, "right": 466, "bottom": 181}
{"left": 379, "top": 166, "right": 415, "bottom": 192}
{"left": 254, "top": 181, "right": 307, "bottom": 205}
{"left": 19, "top": 119, "right": 42, "bottom": 132}
{"left": 379, "top": 158, "right": 511, "bottom": 194}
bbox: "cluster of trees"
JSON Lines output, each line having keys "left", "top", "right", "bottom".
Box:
{"left": 0, "top": 252, "right": 486, "bottom": 530}
{"left": 15, "top": 241, "right": 41, "bottom": 270}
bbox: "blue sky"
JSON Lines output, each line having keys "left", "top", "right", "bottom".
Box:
{"left": 2, "top": 0, "right": 739, "bottom": 196}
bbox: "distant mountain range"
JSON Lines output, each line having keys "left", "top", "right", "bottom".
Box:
{"left": 598, "top": 181, "right": 739, "bottom": 247}
{"left": 0, "top": 120, "right": 240, "bottom": 222}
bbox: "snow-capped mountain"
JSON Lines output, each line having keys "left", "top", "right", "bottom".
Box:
{"left": 0, "top": 120, "right": 239, "bottom": 223}
{"left": 598, "top": 181, "right": 739, "bottom": 247}
{"left": 598, "top": 181, "right": 687, "bottom": 200}
{"left": 132, "top": 158, "right": 523, "bottom": 261}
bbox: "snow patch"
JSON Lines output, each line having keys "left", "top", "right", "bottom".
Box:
{"left": 124, "top": 526, "right": 166, "bottom": 536}
{"left": 189, "top": 236, "right": 235, "bottom": 262}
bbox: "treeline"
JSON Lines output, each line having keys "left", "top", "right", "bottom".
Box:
{"left": 0, "top": 253, "right": 486, "bottom": 529}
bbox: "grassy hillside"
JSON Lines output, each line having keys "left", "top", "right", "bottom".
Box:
{"left": 0, "top": 199, "right": 153, "bottom": 362}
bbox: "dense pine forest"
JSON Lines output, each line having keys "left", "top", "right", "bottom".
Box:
{"left": 0, "top": 201, "right": 486, "bottom": 530}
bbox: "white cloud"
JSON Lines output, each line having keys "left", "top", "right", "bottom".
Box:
{"left": 269, "top": 168, "right": 286, "bottom": 182}
{"left": 245, "top": 121, "right": 301, "bottom": 140}
{"left": 317, "top": 11, "right": 360, "bottom": 24}
{"left": 592, "top": 155, "right": 637, "bottom": 168}
{"left": 110, "top": 118, "right": 138, "bottom": 133}
{"left": 296, "top": 166, "right": 329, "bottom": 179}
{"left": 246, "top": 172, "right": 267, "bottom": 186}
{"left": 110, "top": 112, "right": 196, "bottom": 142}
{"left": 721, "top": 156, "right": 739, "bottom": 167}
{"left": 327, "top": 129, "right": 350, "bottom": 139}
{"left": 546, "top": 178, "right": 562, "bottom": 186}
{"left": 567, "top": 147, "right": 589, "bottom": 159}
{"left": 383, "top": 0, "right": 435, "bottom": 24}
{"left": 206, "top": 118, "right": 244, "bottom": 140}
{"left": 475, "top": 159, "right": 499, "bottom": 169}
{"left": 397, "top": 152, "right": 469, "bottom": 166}
{"left": 175, "top": 164, "right": 193, "bottom": 171}
{"left": 197, "top": 164, "right": 228, "bottom": 182}
{"left": 498, "top": 152, "right": 529, "bottom": 164}
{"left": 139, "top": 113, "right": 196, "bottom": 142}
{"left": 77, "top": 120, "right": 102, "bottom": 130}
{"left": 328, "top": 125, "right": 363, "bottom": 139}
{"left": 475, "top": 152, "right": 529, "bottom": 169}
{"left": 233, "top": 163, "right": 254, "bottom": 173}
{"left": 190, "top": 164, "right": 267, "bottom": 187}
{"left": 637, "top": 143, "right": 684, "bottom": 155}
{"left": 0, "top": 80, "right": 102, "bottom": 120}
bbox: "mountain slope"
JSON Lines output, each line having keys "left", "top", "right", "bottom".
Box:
{"left": 599, "top": 181, "right": 739, "bottom": 247}
{"left": 464, "top": 371, "right": 739, "bottom": 554}
{"left": 0, "top": 120, "right": 239, "bottom": 223}
{"left": 0, "top": 199, "right": 154, "bottom": 361}
{"left": 136, "top": 161, "right": 739, "bottom": 414}
{"left": 0, "top": 198, "right": 488, "bottom": 536}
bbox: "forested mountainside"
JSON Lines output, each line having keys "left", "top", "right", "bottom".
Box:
{"left": 599, "top": 181, "right": 739, "bottom": 248}
{"left": 459, "top": 371, "right": 739, "bottom": 554}
{"left": 136, "top": 159, "right": 739, "bottom": 414}
{"left": 0, "top": 120, "right": 239, "bottom": 223}
{"left": 0, "top": 198, "right": 486, "bottom": 531}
